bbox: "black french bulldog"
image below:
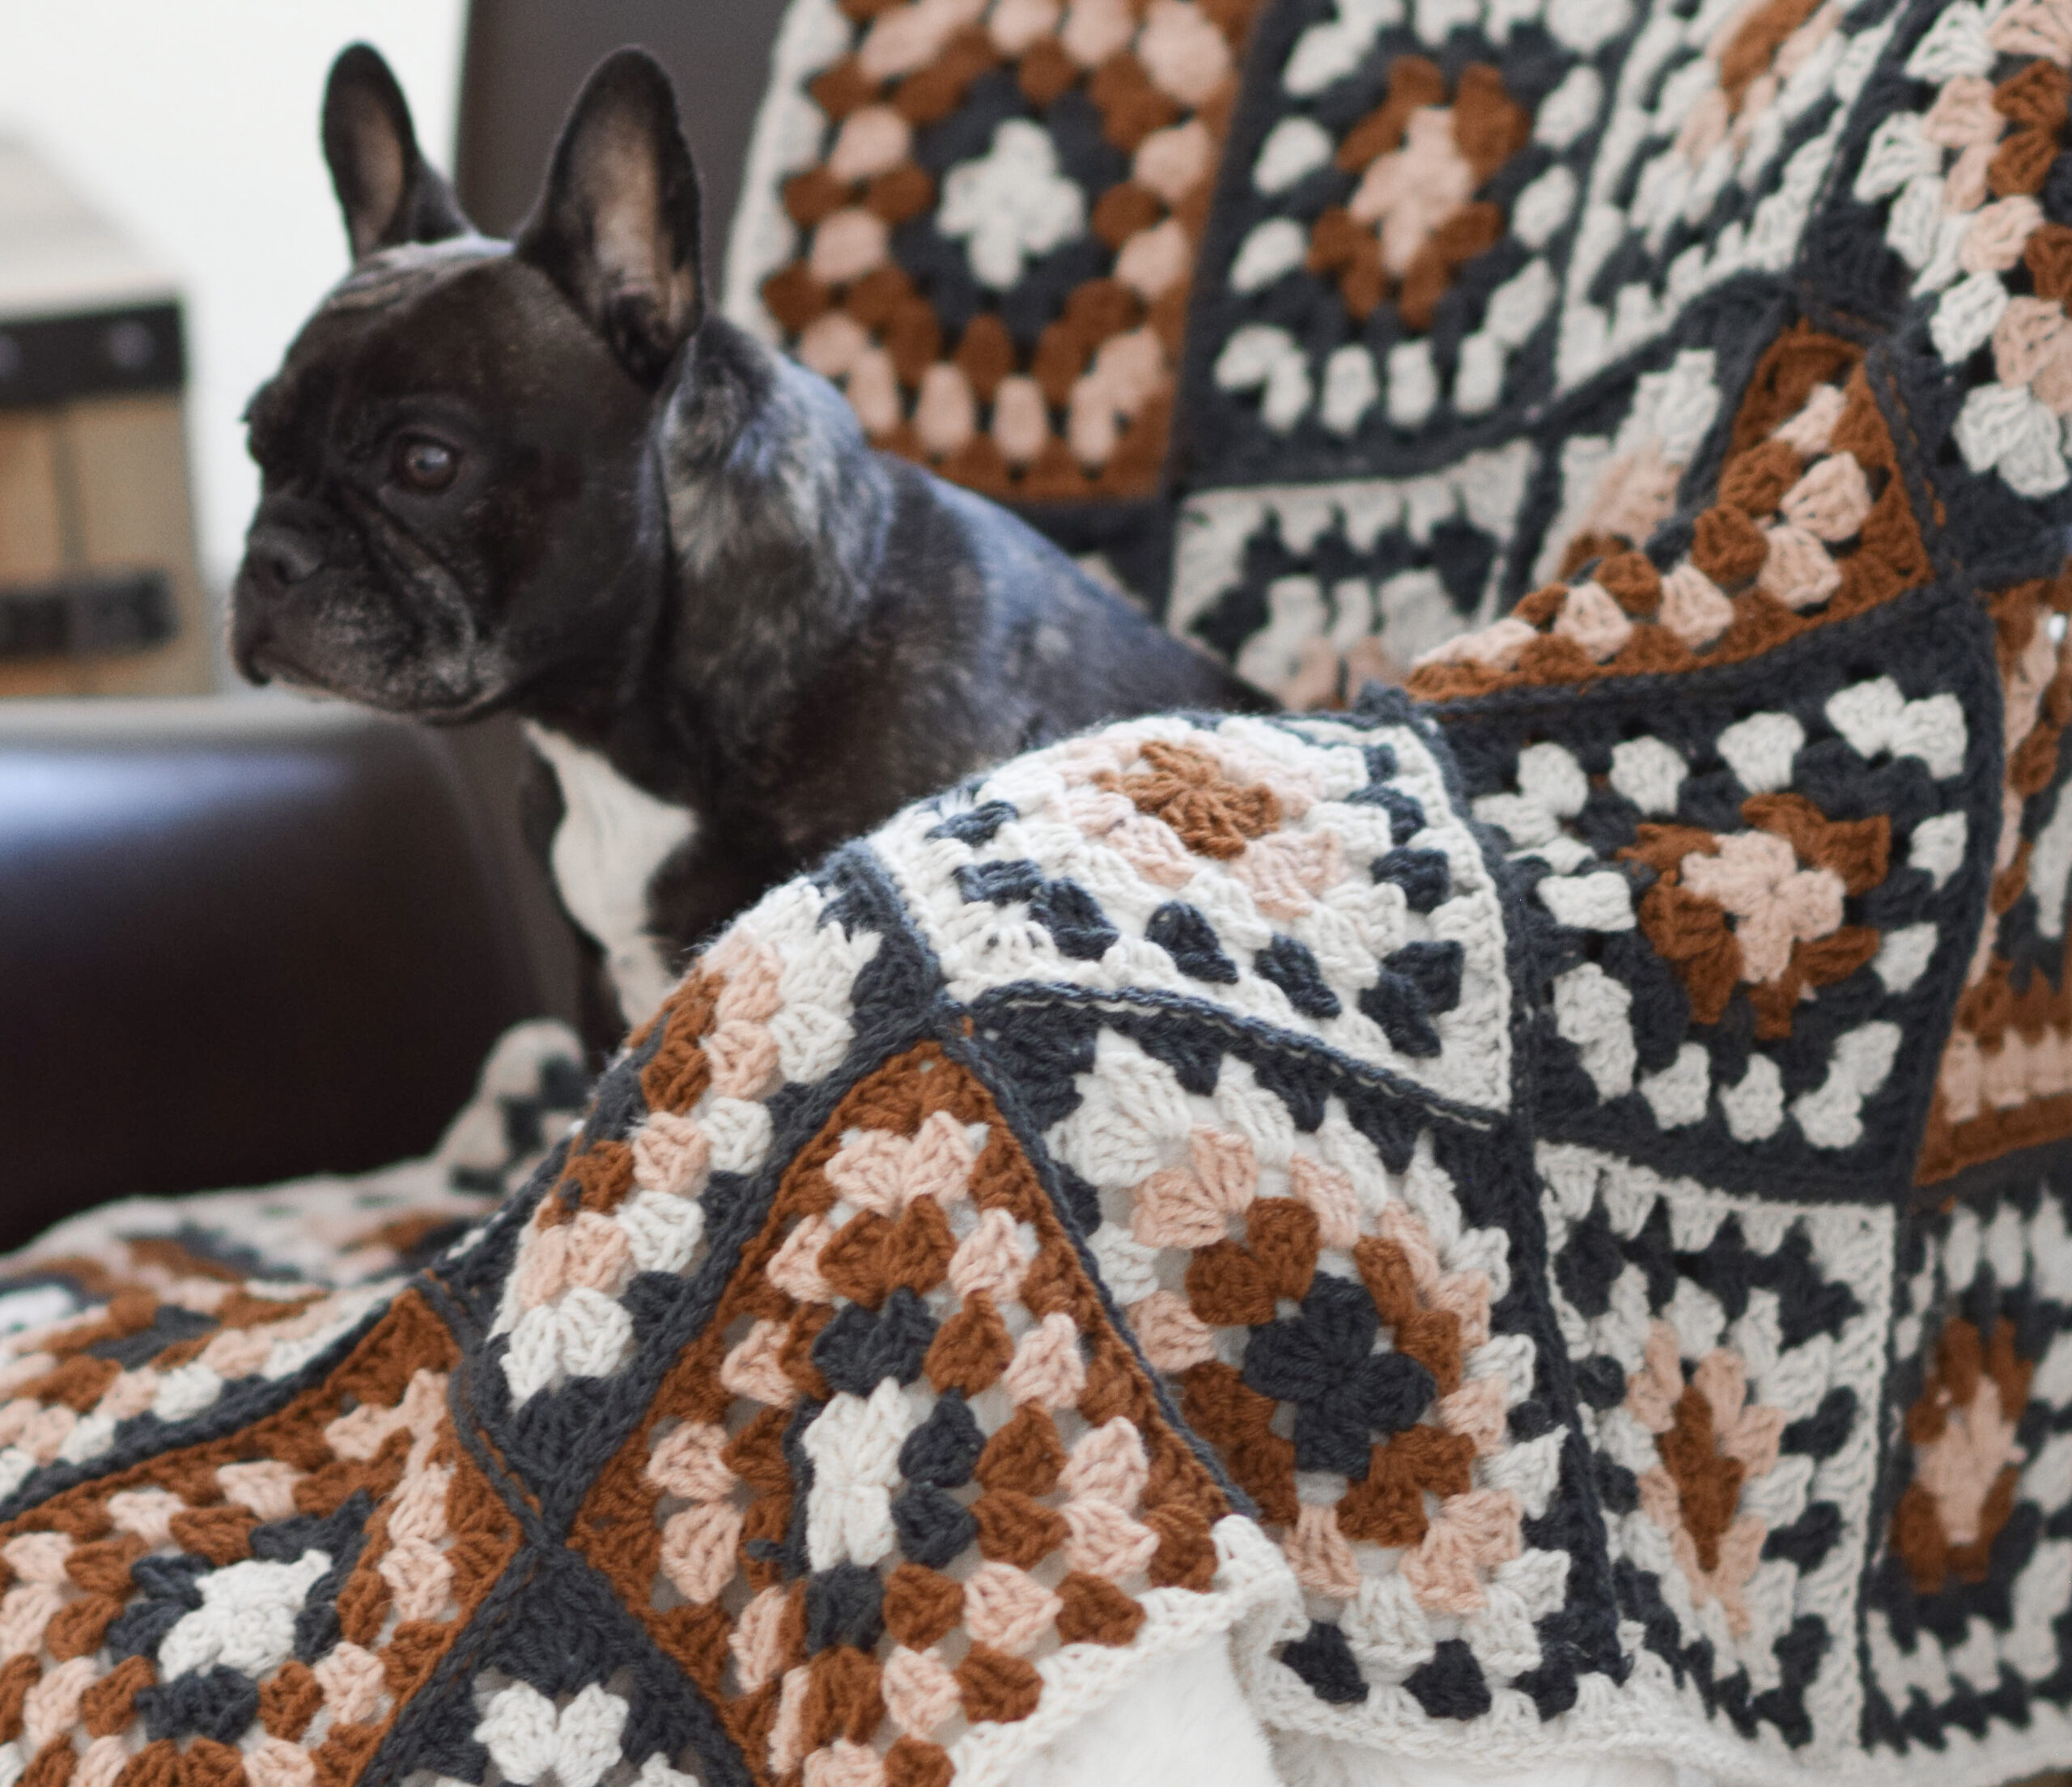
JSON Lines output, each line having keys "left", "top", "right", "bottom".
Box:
{"left": 233, "top": 42, "right": 1269, "bottom": 1028}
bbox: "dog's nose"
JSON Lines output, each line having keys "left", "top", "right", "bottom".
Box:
{"left": 244, "top": 524, "right": 324, "bottom": 588}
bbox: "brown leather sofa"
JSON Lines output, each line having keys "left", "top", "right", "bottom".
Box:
{"left": 0, "top": 699, "right": 588, "bottom": 1250}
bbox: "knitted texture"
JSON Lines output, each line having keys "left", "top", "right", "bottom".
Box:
{"left": 723, "top": 0, "right": 2072, "bottom": 702}
{"left": 11, "top": 2, "right": 2072, "bottom": 1780}
{"left": 725, "top": 0, "right": 1272, "bottom": 603}
{"left": 2, "top": 662, "right": 2068, "bottom": 1784}
{"left": 715, "top": 22, "right": 2072, "bottom": 1775}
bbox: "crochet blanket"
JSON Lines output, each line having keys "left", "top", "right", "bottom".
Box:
{"left": 723, "top": 0, "right": 2072, "bottom": 710}
{"left": 0, "top": 654, "right": 2068, "bottom": 1787}
{"left": 7, "top": 0, "right": 2072, "bottom": 1783}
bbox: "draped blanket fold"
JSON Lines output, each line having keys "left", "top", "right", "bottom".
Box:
{"left": 3, "top": 639, "right": 2070, "bottom": 1786}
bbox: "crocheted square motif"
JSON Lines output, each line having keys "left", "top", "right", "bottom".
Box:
{"left": 729, "top": 0, "right": 1264, "bottom": 503}
{"left": 463, "top": 860, "right": 1293, "bottom": 1787}
{"left": 1921, "top": 571, "right": 2072, "bottom": 1182}
{"left": 1862, "top": 2, "right": 2072, "bottom": 503}
{"left": 1170, "top": 303, "right": 1927, "bottom": 707}
{"left": 0, "top": 1288, "right": 520, "bottom": 1787}
{"left": 1163, "top": 0, "right": 1928, "bottom": 694}
{"left": 1187, "top": 0, "right": 1903, "bottom": 481}
{"left": 1403, "top": 321, "right": 1938, "bottom": 700}
{"left": 1014, "top": 1018, "right": 1607, "bottom": 1733}
{"left": 560, "top": 1038, "right": 1280, "bottom": 1787}
{"left": 1540, "top": 1144, "right": 1892, "bottom": 1754}
{"left": 869, "top": 707, "right": 1515, "bottom": 1112}
{"left": 1865, "top": 1173, "right": 2072, "bottom": 1759}
{"left": 1424, "top": 577, "right": 2009, "bottom": 1200}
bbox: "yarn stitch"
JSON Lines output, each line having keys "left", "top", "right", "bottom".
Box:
{"left": 13, "top": 1, "right": 2072, "bottom": 1782}
{"left": 1, "top": 669, "right": 2070, "bottom": 1785}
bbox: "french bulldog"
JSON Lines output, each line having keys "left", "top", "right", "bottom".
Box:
{"left": 233, "top": 43, "right": 1272, "bottom": 1029}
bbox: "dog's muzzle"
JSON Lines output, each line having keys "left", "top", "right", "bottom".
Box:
{"left": 231, "top": 524, "right": 326, "bottom": 685}
{"left": 244, "top": 524, "right": 325, "bottom": 590}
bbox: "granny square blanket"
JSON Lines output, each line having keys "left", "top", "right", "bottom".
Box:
{"left": 724, "top": 0, "right": 2072, "bottom": 707}
{"left": 0, "top": 664, "right": 2066, "bottom": 1787}
{"left": 9, "top": 1, "right": 2072, "bottom": 1785}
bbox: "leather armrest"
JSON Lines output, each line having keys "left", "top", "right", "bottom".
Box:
{"left": 0, "top": 695, "right": 555, "bottom": 1246}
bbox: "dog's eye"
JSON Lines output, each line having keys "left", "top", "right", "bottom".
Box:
{"left": 392, "top": 434, "right": 460, "bottom": 494}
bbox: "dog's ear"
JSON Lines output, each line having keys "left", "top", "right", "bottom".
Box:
{"left": 516, "top": 49, "right": 703, "bottom": 386}
{"left": 322, "top": 43, "right": 471, "bottom": 261}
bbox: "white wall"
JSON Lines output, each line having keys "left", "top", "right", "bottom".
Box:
{"left": 0, "top": 1, "right": 469, "bottom": 638}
